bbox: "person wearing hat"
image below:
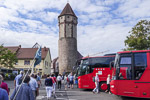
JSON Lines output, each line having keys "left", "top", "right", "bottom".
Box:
{"left": 105, "top": 74, "right": 111, "bottom": 94}
{"left": 14, "top": 71, "right": 24, "bottom": 88}
{"left": 92, "top": 73, "right": 99, "bottom": 94}
{"left": 0, "top": 75, "right": 9, "bottom": 100}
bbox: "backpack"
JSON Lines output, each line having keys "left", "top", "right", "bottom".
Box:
{"left": 18, "top": 76, "right": 23, "bottom": 85}
{"left": 67, "top": 77, "right": 69, "bottom": 82}
{"left": 92, "top": 77, "right": 95, "bottom": 82}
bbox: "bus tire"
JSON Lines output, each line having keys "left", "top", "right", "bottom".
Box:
{"left": 99, "top": 81, "right": 108, "bottom": 92}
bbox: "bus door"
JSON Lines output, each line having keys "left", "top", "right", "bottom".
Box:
{"left": 133, "top": 53, "right": 148, "bottom": 97}
{"left": 78, "top": 65, "right": 92, "bottom": 89}
{"left": 116, "top": 53, "right": 138, "bottom": 97}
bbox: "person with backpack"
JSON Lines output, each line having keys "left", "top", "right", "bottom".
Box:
{"left": 36, "top": 73, "right": 41, "bottom": 88}
{"left": 14, "top": 71, "right": 24, "bottom": 88}
{"left": 69, "top": 72, "right": 74, "bottom": 89}
{"left": 57, "top": 74, "right": 62, "bottom": 90}
{"left": 92, "top": 73, "right": 99, "bottom": 94}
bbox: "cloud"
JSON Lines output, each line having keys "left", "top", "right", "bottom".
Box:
{"left": 77, "top": 23, "right": 131, "bottom": 56}
{"left": 0, "top": 28, "right": 58, "bottom": 57}
{"left": 115, "top": 0, "right": 150, "bottom": 18}
{"left": 0, "top": 0, "right": 150, "bottom": 59}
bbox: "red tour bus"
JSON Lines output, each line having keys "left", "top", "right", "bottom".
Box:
{"left": 110, "top": 50, "right": 150, "bottom": 98}
{"left": 77, "top": 54, "right": 115, "bottom": 91}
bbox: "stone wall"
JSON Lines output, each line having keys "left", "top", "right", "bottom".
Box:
{"left": 58, "top": 14, "right": 78, "bottom": 74}
{"left": 58, "top": 38, "right": 77, "bottom": 74}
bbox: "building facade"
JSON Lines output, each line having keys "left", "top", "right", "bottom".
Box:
{"left": 58, "top": 3, "right": 78, "bottom": 74}
{"left": 4, "top": 45, "right": 51, "bottom": 75}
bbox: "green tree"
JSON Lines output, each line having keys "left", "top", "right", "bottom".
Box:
{"left": 124, "top": 20, "right": 150, "bottom": 50}
{"left": 0, "top": 45, "right": 18, "bottom": 68}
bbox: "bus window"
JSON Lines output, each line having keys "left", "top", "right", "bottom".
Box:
{"left": 85, "top": 66, "right": 90, "bottom": 74}
{"left": 134, "top": 53, "right": 147, "bottom": 80}
{"left": 91, "top": 57, "right": 115, "bottom": 68}
{"left": 119, "top": 56, "right": 132, "bottom": 80}
{"left": 81, "top": 59, "right": 89, "bottom": 65}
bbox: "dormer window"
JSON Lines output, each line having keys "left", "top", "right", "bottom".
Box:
{"left": 68, "top": 16, "right": 69, "bottom": 18}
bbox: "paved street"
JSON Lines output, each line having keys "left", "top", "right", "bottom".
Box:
{"left": 6, "top": 79, "right": 148, "bottom": 100}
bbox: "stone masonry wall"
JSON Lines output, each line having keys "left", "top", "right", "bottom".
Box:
{"left": 58, "top": 38, "right": 77, "bottom": 74}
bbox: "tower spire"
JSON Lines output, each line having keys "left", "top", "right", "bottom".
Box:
{"left": 58, "top": 3, "right": 77, "bottom": 18}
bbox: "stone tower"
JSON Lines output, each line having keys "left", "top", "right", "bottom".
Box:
{"left": 58, "top": 3, "right": 78, "bottom": 74}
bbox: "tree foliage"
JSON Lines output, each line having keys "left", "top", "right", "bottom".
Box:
{"left": 124, "top": 20, "right": 150, "bottom": 50}
{"left": 0, "top": 45, "right": 18, "bottom": 68}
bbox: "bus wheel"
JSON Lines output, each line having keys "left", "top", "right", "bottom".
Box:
{"left": 99, "top": 82, "right": 108, "bottom": 92}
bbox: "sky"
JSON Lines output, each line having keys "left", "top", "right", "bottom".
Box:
{"left": 0, "top": 0, "right": 150, "bottom": 59}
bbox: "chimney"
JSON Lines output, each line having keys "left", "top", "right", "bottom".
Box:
{"left": 19, "top": 45, "right": 21, "bottom": 48}
{"left": 44, "top": 46, "right": 47, "bottom": 51}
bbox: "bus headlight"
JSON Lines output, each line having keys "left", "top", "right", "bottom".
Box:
{"left": 111, "top": 85, "right": 114, "bottom": 88}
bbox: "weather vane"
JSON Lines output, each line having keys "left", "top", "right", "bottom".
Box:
{"left": 67, "top": 0, "right": 69, "bottom": 3}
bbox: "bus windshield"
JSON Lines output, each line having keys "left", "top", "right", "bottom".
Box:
{"left": 112, "top": 53, "right": 120, "bottom": 80}
{"left": 78, "top": 56, "right": 115, "bottom": 76}
{"left": 112, "top": 52, "right": 147, "bottom": 80}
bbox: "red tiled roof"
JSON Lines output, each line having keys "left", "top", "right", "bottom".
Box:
{"left": 5, "top": 46, "right": 49, "bottom": 60}
{"left": 17, "top": 48, "right": 49, "bottom": 59}
{"left": 58, "top": 3, "right": 77, "bottom": 18}
{"left": 4, "top": 46, "right": 20, "bottom": 53}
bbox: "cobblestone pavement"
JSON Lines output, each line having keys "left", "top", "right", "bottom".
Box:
{"left": 7, "top": 79, "right": 149, "bottom": 100}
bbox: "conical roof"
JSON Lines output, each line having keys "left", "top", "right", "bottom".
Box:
{"left": 58, "top": 3, "right": 77, "bottom": 18}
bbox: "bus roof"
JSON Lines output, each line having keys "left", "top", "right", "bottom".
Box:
{"left": 81, "top": 55, "right": 115, "bottom": 59}
{"left": 118, "top": 50, "right": 150, "bottom": 54}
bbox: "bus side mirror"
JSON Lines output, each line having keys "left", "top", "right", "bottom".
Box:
{"left": 110, "top": 61, "right": 114, "bottom": 70}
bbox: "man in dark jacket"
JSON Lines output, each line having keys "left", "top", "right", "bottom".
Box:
{"left": 45, "top": 75, "right": 53, "bottom": 100}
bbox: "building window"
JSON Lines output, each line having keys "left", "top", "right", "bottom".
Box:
{"left": 24, "top": 60, "right": 30, "bottom": 65}
{"left": 45, "top": 61, "right": 48, "bottom": 69}
{"left": 68, "top": 16, "right": 69, "bottom": 18}
{"left": 47, "top": 62, "right": 49, "bottom": 67}
{"left": 45, "top": 61, "right": 48, "bottom": 66}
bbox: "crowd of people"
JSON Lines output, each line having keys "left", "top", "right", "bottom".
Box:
{"left": 0, "top": 71, "right": 42, "bottom": 100}
{"left": 0, "top": 71, "right": 114, "bottom": 100}
{"left": 0, "top": 71, "right": 77, "bottom": 100}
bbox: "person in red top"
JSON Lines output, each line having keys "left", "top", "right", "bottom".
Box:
{"left": 51, "top": 74, "right": 57, "bottom": 98}
{"left": 0, "top": 74, "right": 9, "bottom": 95}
